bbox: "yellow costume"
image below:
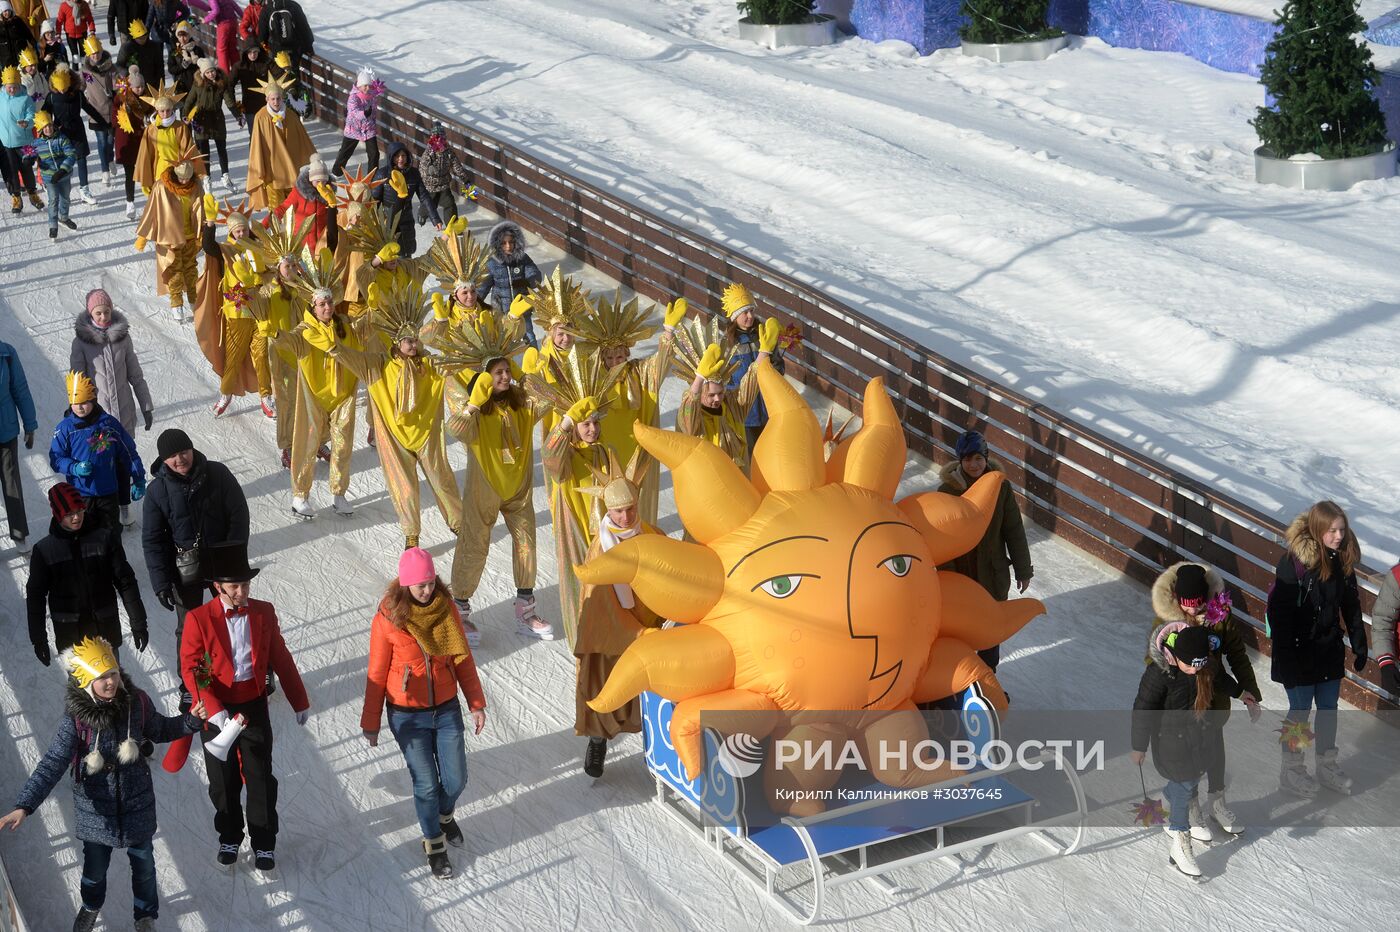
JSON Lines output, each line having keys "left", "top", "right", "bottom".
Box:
{"left": 246, "top": 74, "right": 316, "bottom": 210}
{"left": 671, "top": 318, "right": 761, "bottom": 472}
{"left": 132, "top": 83, "right": 196, "bottom": 194}
{"left": 193, "top": 197, "right": 265, "bottom": 401}
{"left": 335, "top": 272, "right": 461, "bottom": 546}
{"left": 133, "top": 145, "right": 206, "bottom": 310}
{"left": 525, "top": 354, "right": 626, "bottom": 649}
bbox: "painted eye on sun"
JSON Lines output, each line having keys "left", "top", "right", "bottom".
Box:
{"left": 753, "top": 574, "right": 817, "bottom": 598}
{"left": 880, "top": 554, "right": 917, "bottom": 577}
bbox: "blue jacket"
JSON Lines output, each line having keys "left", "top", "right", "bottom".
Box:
{"left": 14, "top": 675, "right": 198, "bottom": 848}
{"left": 0, "top": 342, "right": 37, "bottom": 444}
{"left": 726, "top": 323, "right": 784, "bottom": 429}
{"left": 49, "top": 406, "right": 144, "bottom": 498}
{"left": 476, "top": 220, "right": 543, "bottom": 313}
{"left": 32, "top": 131, "right": 78, "bottom": 181}
{"left": 0, "top": 90, "right": 35, "bottom": 149}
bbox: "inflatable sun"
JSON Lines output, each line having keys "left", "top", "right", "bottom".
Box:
{"left": 581, "top": 361, "right": 1045, "bottom": 800}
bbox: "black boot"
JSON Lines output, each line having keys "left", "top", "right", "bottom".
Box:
{"left": 217, "top": 842, "right": 239, "bottom": 867}
{"left": 440, "top": 813, "right": 464, "bottom": 848}
{"left": 72, "top": 906, "right": 99, "bottom": 932}
{"left": 424, "top": 835, "right": 453, "bottom": 879}
{"left": 254, "top": 848, "right": 276, "bottom": 872}
{"left": 584, "top": 737, "right": 607, "bottom": 778}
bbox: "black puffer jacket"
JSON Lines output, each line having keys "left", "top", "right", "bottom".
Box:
{"left": 373, "top": 141, "right": 439, "bottom": 252}
{"left": 141, "top": 450, "right": 249, "bottom": 596}
{"left": 26, "top": 518, "right": 147, "bottom": 652}
{"left": 42, "top": 87, "right": 101, "bottom": 159}
{"left": 1131, "top": 622, "right": 1241, "bottom": 783}
{"left": 1267, "top": 513, "right": 1366, "bottom": 688}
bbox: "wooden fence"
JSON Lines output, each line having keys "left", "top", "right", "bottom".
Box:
{"left": 248, "top": 39, "right": 1391, "bottom": 712}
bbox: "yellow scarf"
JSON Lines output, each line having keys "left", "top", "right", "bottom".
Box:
{"left": 298, "top": 309, "right": 362, "bottom": 411}
{"left": 368, "top": 354, "right": 445, "bottom": 452}
{"left": 469, "top": 402, "right": 535, "bottom": 498}
{"left": 403, "top": 591, "right": 468, "bottom": 661}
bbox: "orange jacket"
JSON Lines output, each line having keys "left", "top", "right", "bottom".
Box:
{"left": 360, "top": 600, "right": 486, "bottom": 733}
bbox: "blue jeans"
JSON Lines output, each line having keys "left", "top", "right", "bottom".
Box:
{"left": 47, "top": 173, "right": 71, "bottom": 228}
{"left": 1162, "top": 777, "right": 1201, "bottom": 832}
{"left": 93, "top": 129, "right": 114, "bottom": 174}
{"left": 1286, "top": 678, "right": 1341, "bottom": 753}
{"left": 521, "top": 311, "right": 538, "bottom": 349}
{"left": 81, "top": 839, "right": 158, "bottom": 920}
{"left": 387, "top": 700, "right": 468, "bottom": 840}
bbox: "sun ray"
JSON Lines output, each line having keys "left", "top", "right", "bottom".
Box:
{"left": 575, "top": 535, "right": 724, "bottom": 622}
{"left": 634, "top": 423, "right": 759, "bottom": 543}
{"left": 936, "top": 572, "right": 1047, "bottom": 649}
{"left": 842, "top": 377, "right": 905, "bottom": 498}
{"left": 750, "top": 360, "right": 824, "bottom": 494}
{"left": 587, "top": 625, "right": 736, "bottom": 713}
{"left": 896, "top": 472, "right": 1005, "bottom": 564}
{"left": 911, "top": 637, "right": 1007, "bottom": 707}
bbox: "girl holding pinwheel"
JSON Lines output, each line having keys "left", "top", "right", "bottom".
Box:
{"left": 1131, "top": 623, "right": 1242, "bottom": 880}
{"left": 1145, "top": 562, "right": 1260, "bottom": 840}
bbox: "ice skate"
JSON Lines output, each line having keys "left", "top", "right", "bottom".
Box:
{"left": 254, "top": 850, "right": 276, "bottom": 872}
{"left": 100, "top": 170, "right": 111, "bottom": 190}
{"left": 291, "top": 496, "right": 315, "bottom": 520}
{"left": 440, "top": 814, "right": 464, "bottom": 848}
{"left": 584, "top": 737, "right": 607, "bottom": 778}
{"left": 1166, "top": 829, "right": 1202, "bottom": 880}
{"left": 12, "top": 534, "right": 30, "bottom": 554}
{"left": 125, "top": 200, "right": 136, "bottom": 220}
{"left": 169, "top": 302, "right": 184, "bottom": 323}
{"left": 217, "top": 170, "right": 233, "bottom": 192}
{"left": 514, "top": 595, "right": 556, "bottom": 640}
{"left": 1316, "top": 749, "right": 1353, "bottom": 795}
{"left": 72, "top": 906, "right": 99, "bottom": 932}
{"left": 332, "top": 495, "right": 354, "bottom": 516}
{"left": 316, "top": 443, "right": 331, "bottom": 461}
{"left": 453, "top": 597, "right": 480, "bottom": 648}
{"left": 260, "top": 394, "right": 276, "bottom": 418}
{"left": 424, "top": 836, "right": 453, "bottom": 880}
{"left": 78, "top": 185, "right": 96, "bottom": 205}
{"left": 119, "top": 505, "right": 134, "bottom": 527}
{"left": 27, "top": 191, "right": 43, "bottom": 210}
{"left": 1207, "top": 790, "right": 1242, "bottom": 835}
{"left": 60, "top": 217, "right": 77, "bottom": 231}
{"left": 216, "top": 842, "right": 239, "bottom": 867}
{"left": 9, "top": 194, "right": 19, "bottom": 214}
{"left": 1281, "top": 748, "right": 1319, "bottom": 798}
{"left": 1186, "top": 796, "right": 1214, "bottom": 843}
{"left": 213, "top": 394, "right": 232, "bottom": 417}
{"left": 280, "top": 448, "right": 291, "bottom": 469}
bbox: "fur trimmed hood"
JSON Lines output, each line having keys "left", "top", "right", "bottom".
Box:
{"left": 1147, "top": 621, "right": 1186, "bottom": 671}
{"left": 63, "top": 672, "right": 136, "bottom": 731}
{"left": 294, "top": 163, "right": 317, "bottom": 199}
{"left": 937, "top": 456, "right": 1005, "bottom": 494}
{"left": 1151, "top": 562, "right": 1224, "bottom": 624}
{"left": 73, "top": 309, "right": 131, "bottom": 346}
{"left": 1285, "top": 512, "right": 1360, "bottom": 575}
{"left": 489, "top": 220, "right": 526, "bottom": 260}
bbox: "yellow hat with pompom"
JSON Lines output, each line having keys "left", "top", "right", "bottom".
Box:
{"left": 66, "top": 370, "right": 96, "bottom": 405}
{"left": 720, "top": 282, "right": 755, "bottom": 319}
{"left": 64, "top": 637, "right": 119, "bottom": 689}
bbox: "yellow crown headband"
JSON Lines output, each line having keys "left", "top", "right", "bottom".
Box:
{"left": 64, "top": 637, "right": 119, "bottom": 689}
{"left": 721, "top": 282, "right": 755, "bottom": 319}
{"left": 528, "top": 267, "right": 591, "bottom": 331}
{"left": 66, "top": 370, "right": 96, "bottom": 405}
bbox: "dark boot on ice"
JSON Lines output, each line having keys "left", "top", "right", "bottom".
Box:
{"left": 583, "top": 737, "right": 607, "bottom": 778}
{"left": 72, "top": 906, "right": 99, "bottom": 932}
{"left": 440, "top": 813, "right": 464, "bottom": 848}
{"left": 424, "top": 835, "right": 453, "bottom": 879}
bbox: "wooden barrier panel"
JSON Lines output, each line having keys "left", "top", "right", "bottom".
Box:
{"left": 213, "top": 34, "right": 1393, "bottom": 712}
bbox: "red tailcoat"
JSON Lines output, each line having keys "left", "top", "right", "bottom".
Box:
{"left": 180, "top": 597, "right": 310, "bottom": 717}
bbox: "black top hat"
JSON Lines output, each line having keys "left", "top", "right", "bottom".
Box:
{"left": 203, "top": 541, "right": 261, "bottom": 583}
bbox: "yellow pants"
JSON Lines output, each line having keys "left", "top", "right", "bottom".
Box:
{"left": 158, "top": 243, "right": 199, "bottom": 306}
{"left": 372, "top": 405, "right": 462, "bottom": 541}
{"left": 451, "top": 466, "right": 536, "bottom": 600}
{"left": 219, "top": 319, "right": 263, "bottom": 396}
{"left": 290, "top": 379, "right": 355, "bottom": 498}
{"left": 251, "top": 333, "right": 270, "bottom": 396}
{"left": 270, "top": 350, "right": 298, "bottom": 451}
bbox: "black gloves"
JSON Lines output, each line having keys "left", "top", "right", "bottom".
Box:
{"left": 157, "top": 587, "right": 178, "bottom": 612}
{"left": 143, "top": 408, "right": 154, "bottom": 431}
{"left": 23, "top": 430, "right": 33, "bottom": 449}
{"left": 1354, "top": 651, "right": 1368, "bottom": 672}
{"left": 50, "top": 170, "right": 67, "bottom": 184}
{"left": 132, "top": 627, "right": 149, "bottom": 652}
{"left": 1382, "top": 658, "right": 1400, "bottom": 696}
{"left": 33, "top": 641, "right": 50, "bottom": 666}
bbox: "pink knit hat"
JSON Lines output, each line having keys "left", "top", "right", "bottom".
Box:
{"left": 86, "top": 288, "right": 111, "bottom": 313}
{"left": 398, "top": 547, "right": 435, "bottom": 587}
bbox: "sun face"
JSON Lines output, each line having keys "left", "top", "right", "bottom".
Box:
{"left": 580, "top": 360, "right": 1046, "bottom": 781}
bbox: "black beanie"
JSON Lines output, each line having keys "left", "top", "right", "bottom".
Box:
{"left": 1174, "top": 564, "right": 1209, "bottom": 602}
{"left": 1168, "top": 625, "right": 1215, "bottom": 668}
{"left": 157, "top": 428, "right": 194, "bottom": 461}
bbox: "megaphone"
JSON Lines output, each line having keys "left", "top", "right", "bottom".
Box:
{"left": 204, "top": 713, "right": 247, "bottom": 762}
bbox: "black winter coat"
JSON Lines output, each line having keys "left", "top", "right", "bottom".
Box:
{"left": 26, "top": 518, "right": 147, "bottom": 652}
{"left": 258, "top": 0, "right": 314, "bottom": 56}
{"left": 116, "top": 36, "right": 164, "bottom": 88}
{"left": 1131, "top": 625, "right": 1241, "bottom": 782}
{"left": 0, "top": 16, "right": 32, "bottom": 71}
{"left": 1267, "top": 513, "right": 1366, "bottom": 688}
{"left": 108, "top": 0, "right": 152, "bottom": 44}
{"left": 141, "top": 451, "right": 249, "bottom": 595}
{"left": 42, "top": 88, "right": 100, "bottom": 159}
{"left": 374, "top": 142, "right": 439, "bottom": 254}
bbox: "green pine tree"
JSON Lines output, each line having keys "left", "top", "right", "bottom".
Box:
{"left": 737, "top": 0, "right": 816, "bottom": 26}
{"left": 1253, "top": 0, "right": 1389, "bottom": 159}
{"left": 959, "top": 0, "right": 1060, "bottom": 44}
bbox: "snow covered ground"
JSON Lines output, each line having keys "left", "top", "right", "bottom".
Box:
{"left": 0, "top": 115, "right": 1395, "bottom": 930}
{"left": 289, "top": 0, "right": 1400, "bottom": 567}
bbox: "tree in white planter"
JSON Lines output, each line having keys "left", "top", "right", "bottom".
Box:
{"left": 1252, "top": 0, "right": 1387, "bottom": 159}
{"left": 959, "top": 0, "right": 1062, "bottom": 44}
{"left": 738, "top": 0, "right": 817, "bottom": 25}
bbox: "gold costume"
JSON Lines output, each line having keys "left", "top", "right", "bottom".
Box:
{"left": 134, "top": 166, "right": 205, "bottom": 307}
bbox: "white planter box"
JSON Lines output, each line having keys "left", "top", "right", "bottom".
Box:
{"left": 1253, "top": 144, "right": 1397, "bottom": 191}
{"left": 961, "top": 34, "right": 1071, "bottom": 63}
{"left": 737, "top": 14, "right": 840, "bottom": 49}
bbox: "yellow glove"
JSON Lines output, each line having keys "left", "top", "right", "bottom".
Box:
{"left": 508, "top": 294, "right": 533, "bottom": 319}
{"left": 475, "top": 310, "right": 494, "bottom": 330}
{"left": 696, "top": 343, "right": 726, "bottom": 381}
{"left": 444, "top": 215, "right": 468, "bottom": 236}
{"left": 366, "top": 282, "right": 381, "bottom": 309}
{"left": 566, "top": 396, "right": 598, "bottom": 424}
{"left": 316, "top": 181, "right": 336, "bottom": 206}
{"left": 232, "top": 257, "right": 258, "bottom": 287}
{"left": 664, "top": 297, "right": 687, "bottom": 329}
{"left": 468, "top": 374, "right": 493, "bottom": 409}
{"left": 202, "top": 192, "right": 218, "bottom": 220}
{"left": 431, "top": 292, "right": 448, "bottom": 321}
{"left": 520, "top": 346, "right": 540, "bottom": 375}
{"left": 134, "top": 236, "right": 148, "bottom": 252}
{"left": 388, "top": 169, "right": 409, "bottom": 199}
{"left": 758, "top": 317, "right": 780, "bottom": 354}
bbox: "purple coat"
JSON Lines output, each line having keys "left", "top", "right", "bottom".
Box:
{"left": 203, "top": 0, "right": 242, "bottom": 24}
{"left": 343, "top": 85, "right": 378, "bottom": 141}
